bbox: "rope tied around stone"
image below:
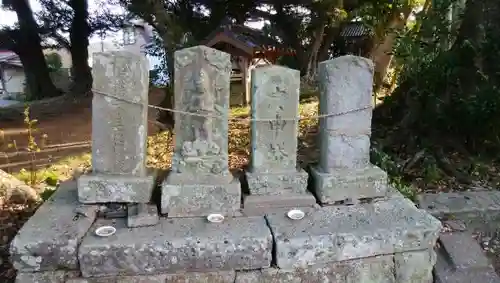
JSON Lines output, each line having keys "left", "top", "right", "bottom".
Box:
{"left": 92, "top": 90, "right": 372, "bottom": 122}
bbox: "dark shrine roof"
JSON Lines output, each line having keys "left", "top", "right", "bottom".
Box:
{"left": 340, "top": 22, "right": 372, "bottom": 38}
{"left": 202, "top": 24, "right": 292, "bottom": 56}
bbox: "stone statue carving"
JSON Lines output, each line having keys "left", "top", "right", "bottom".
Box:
{"left": 267, "top": 75, "right": 289, "bottom": 98}
{"left": 185, "top": 69, "right": 215, "bottom": 143}
{"left": 177, "top": 68, "right": 224, "bottom": 174}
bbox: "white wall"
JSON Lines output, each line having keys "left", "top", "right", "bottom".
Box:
{"left": 88, "top": 24, "right": 154, "bottom": 69}
{"left": 1, "top": 66, "right": 25, "bottom": 97}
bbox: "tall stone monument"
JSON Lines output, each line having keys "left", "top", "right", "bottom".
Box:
{"left": 77, "top": 51, "right": 155, "bottom": 203}
{"left": 244, "top": 65, "right": 316, "bottom": 213}
{"left": 161, "top": 45, "right": 241, "bottom": 217}
{"left": 310, "top": 55, "right": 388, "bottom": 204}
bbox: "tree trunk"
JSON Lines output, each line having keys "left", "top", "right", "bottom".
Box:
{"left": 304, "top": 23, "right": 325, "bottom": 81}
{"left": 370, "top": 6, "right": 412, "bottom": 92}
{"left": 11, "top": 0, "right": 60, "bottom": 100}
{"left": 69, "top": 0, "right": 92, "bottom": 95}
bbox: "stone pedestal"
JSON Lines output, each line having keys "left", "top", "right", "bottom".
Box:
{"left": 161, "top": 46, "right": 240, "bottom": 217}
{"left": 312, "top": 55, "right": 388, "bottom": 204}
{"left": 243, "top": 65, "right": 316, "bottom": 214}
{"left": 162, "top": 172, "right": 241, "bottom": 217}
{"left": 310, "top": 165, "right": 388, "bottom": 204}
{"left": 78, "top": 51, "right": 154, "bottom": 204}
{"left": 77, "top": 173, "right": 155, "bottom": 203}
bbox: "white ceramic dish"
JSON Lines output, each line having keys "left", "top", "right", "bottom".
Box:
{"left": 287, "top": 209, "right": 305, "bottom": 220}
{"left": 95, "top": 225, "right": 117, "bottom": 237}
{"left": 207, "top": 213, "right": 225, "bottom": 223}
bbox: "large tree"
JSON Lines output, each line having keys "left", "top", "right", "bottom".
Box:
{"left": 37, "top": 0, "right": 123, "bottom": 95}
{"left": 1, "top": 0, "right": 60, "bottom": 99}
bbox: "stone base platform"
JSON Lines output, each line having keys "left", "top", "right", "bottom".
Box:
{"left": 242, "top": 192, "right": 317, "bottom": 216}
{"left": 265, "top": 197, "right": 441, "bottom": 269}
{"left": 245, "top": 169, "right": 308, "bottom": 195}
{"left": 127, "top": 203, "right": 159, "bottom": 227}
{"left": 310, "top": 164, "right": 388, "bottom": 204}
{"left": 12, "top": 181, "right": 442, "bottom": 283}
{"left": 78, "top": 216, "right": 273, "bottom": 277}
{"left": 78, "top": 173, "right": 156, "bottom": 203}
{"left": 16, "top": 252, "right": 435, "bottom": 283}
{"left": 434, "top": 232, "right": 500, "bottom": 283}
{"left": 161, "top": 172, "right": 241, "bottom": 217}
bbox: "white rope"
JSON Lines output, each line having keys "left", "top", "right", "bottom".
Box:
{"left": 92, "top": 90, "right": 372, "bottom": 122}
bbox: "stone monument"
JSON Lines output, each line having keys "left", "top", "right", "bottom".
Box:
{"left": 77, "top": 51, "right": 155, "bottom": 204}
{"left": 244, "top": 65, "right": 316, "bottom": 214}
{"left": 161, "top": 45, "right": 241, "bottom": 217}
{"left": 10, "top": 51, "right": 442, "bottom": 283}
{"left": 310, "top": 55, "right": 388, "bottom": 204}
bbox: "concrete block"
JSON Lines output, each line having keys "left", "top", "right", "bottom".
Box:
{"left": 78, "top": 216, "right": 272, "bottom": 277}
{"left": 417, "top": 191, "right": 500, "bottom": 230}
{"left": 127, "top": 203, "right": 159, "bottom": 228}
{"left": 245, "top": 169, "right": 308, "bottom": 195}
{"left": 161, "top": 172, "right": 241, "bottom": 217}
{"left": 22, "top": 270, "right": 237, "bottom": 283}
{"left": 235, "top": 255, "right": 395, "bottom": 283}
{"left": 66, "top": 275, "right": 166, "bottom": 283}
{"left": 434, "top": 270, "right": 500, "bottom": 283}
{"left": 265, "top": 197, "right": 441, "bottom": 269}
{"left": 434, "top": 247, "right": 500, "bottom": 283}
{"left": 64, "top": 271, "right": 235, "bottom": 283}
{"left": 242, "top": 192, "right": 316, "bottom": 216}
{"left": 241, "top": 205, "right": 318, "bottom": 218}
{"left": 439, "top": 232, "right": 492, "bottom": 270}
{"left": 310, "top": 164, "right": 388, "bottom": 204}
{"left": 10, "top": 181, "right": 97, "bottom": 272}
{"left": 15, "top": 271, "right": 79, "bottom": 283}
{"left": 394, "top": 249, "right": 436, "bottom": 283}
{"left": 164, "top": 271, "right": 235, "bottom": 283}
{"left": 78, "top": 173, "right": 155, "bottom": 203}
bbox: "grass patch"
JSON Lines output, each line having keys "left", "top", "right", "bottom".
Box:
{"left": 13, "top": 153, "right": 91, "bottom": 186}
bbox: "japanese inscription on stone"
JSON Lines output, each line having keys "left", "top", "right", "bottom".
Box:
{"left": 91, "top": 51, "right": 149, "bottom": 177}
{"left": 250, "top": 66, "right": 300, "bottom": 173}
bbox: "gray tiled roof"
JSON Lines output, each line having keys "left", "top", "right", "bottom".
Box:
{"left": 340, "top": 22, "right": 371, "bottom": 37}
{"left": 0, "top": 51, "right": 22, "bottom": 67}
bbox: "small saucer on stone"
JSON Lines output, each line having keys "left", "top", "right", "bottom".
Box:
{"left": 95, "top": 225, "right": 116, "bottom": 237}
{"left": 287, "top": 209, "right": 305, "bottom": 220}
{"left": 207, "top": 213, "right": 224, "bottom": 223}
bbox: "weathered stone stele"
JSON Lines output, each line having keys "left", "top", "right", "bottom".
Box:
{"left": 244, "top": 65, "right": 315, "bottom": 212}
{"left": 78, "top": 51, "right": 155, "bottom": 203}
{"left": 311, "top": 55, "right": 388, "bottom": 204}
{"left": 162, "top": 45, "right": 241, "bottom": 217}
